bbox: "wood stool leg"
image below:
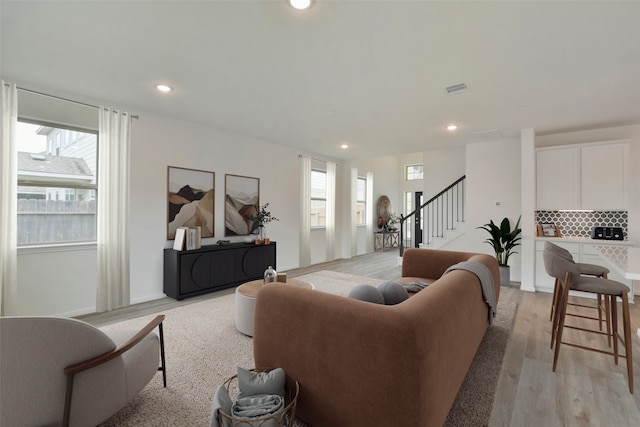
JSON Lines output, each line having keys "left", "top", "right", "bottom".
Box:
{"left": 605, "top": 295, "right": 612, "bottom": 348}
{"left": 551, "top": 279, "right": 564, "bottom": 349}
{"left": 550, "top": 278, "right": 559, "bottom": 321}
{"left": 611, "top": 297, "right": 619, "bottom": 365}
{"left": 597, "top": 293, "right": 603, "bottom": 331}
{"left": 553, "top": 275, "right": 570, "bottom": 372}
{"left": 622, "top": 292, "right": 634, "bottom": 394}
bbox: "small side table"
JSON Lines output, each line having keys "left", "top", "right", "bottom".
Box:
{"left": 235, "top": 279, "right": 314, "bottom": 336}
{"left": 374, "top": 231, "right": 399, "bottom": 251}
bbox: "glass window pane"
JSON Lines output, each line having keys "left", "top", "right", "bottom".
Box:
{"left": 406, "top": 164, "right": 423, "bottom": 181}
{"left": 356, "top": 178, "right": 366, "bottom": 201}
{"left": 356, "top": 202, "right": 365, "bottom": 225}
{"left": 310, "top": 199, "right": 326, "bottom": 227}
{"left": 405, "top": 192, "right": 412, "bottom": 239}
{"left": 311, "top": 170, "right": 326, "bottom": 199}
{"left": 17, "top": 121, "right": 98, "bottom": 245}
{"left": 17, "top": 190, "right": 97, "bottom": 244}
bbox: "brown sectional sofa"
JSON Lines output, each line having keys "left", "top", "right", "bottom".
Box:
{"left": 253, "top": 248, "right": 500, "bottom": 427}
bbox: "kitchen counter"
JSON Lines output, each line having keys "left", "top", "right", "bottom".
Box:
{"left": 593, "top": 245, "right": 640, "bottom": 280}
{"left": 536, "top": 236, "right": 635, "bottom": 245}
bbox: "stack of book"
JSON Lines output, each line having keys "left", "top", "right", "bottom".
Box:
{"left": 173, "top": 226, "right": 202, "bottom": 251}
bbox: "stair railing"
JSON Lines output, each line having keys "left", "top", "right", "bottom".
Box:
{"left": 399, "top": 175, "right": 466, "bottom": 256}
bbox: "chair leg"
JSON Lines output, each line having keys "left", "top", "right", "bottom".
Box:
{"left": 158, "top": 321, "right": 167, "bottom": 387}
{"left": 611, "top": 297, "right": 619, "bottom": 365}
{"left": 553, "top": 275, "right": 571, "bottom": 372}
{"left": 604, "top": 295, "right": 612, "bottom": 348}
{"left": 551, "top": 279, "right": 564, "bottom": 349}
{"left": 621, "top": 293, "right": 634, "bottom": 394}
{"left": 597, "top": 293, "right": 603, "bottom": 330}
{"left": 550, "top": 278, "right": 559, "bottom": 321}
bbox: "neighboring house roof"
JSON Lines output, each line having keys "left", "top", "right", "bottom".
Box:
{"left": 17, "top": 151, "right": 94, "bottom": 183}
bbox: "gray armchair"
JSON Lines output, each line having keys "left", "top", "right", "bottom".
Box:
{"left": 0, "top": 314, "right": 166, "bottom": 427}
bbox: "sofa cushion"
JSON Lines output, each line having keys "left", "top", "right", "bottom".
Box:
{"left": 347, "top": 284, "right": 385, "bottom": 304}
{"left": 237, "top": 367, "right": 285, "bottom": 398}
{"left": 377, "top": 281, "right": 409, "bottom": 305}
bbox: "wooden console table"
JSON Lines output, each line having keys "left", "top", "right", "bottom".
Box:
{"left": 374, "top": 231, "right": 399, "bottom": 252}
{"left": 164, "top": 242, "right": 276, "bottom": 300}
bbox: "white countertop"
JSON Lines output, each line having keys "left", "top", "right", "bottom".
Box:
{"left": 593, "top": 246, "right": 640, "bottom": 280}
{"left": 536, "top": 236, "right": 635, "bottom": 245}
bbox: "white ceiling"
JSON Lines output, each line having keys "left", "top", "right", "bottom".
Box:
{"left": 2, "top": 0, "right": 639, "bottom": 160}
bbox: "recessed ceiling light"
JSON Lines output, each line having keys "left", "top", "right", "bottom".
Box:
{"left": 447, "top": 125, "right": 458, "bottom": 131}
{"left": 289, "top": 0, "right": 313, "bottom": 10}
{"left": 341, "top": 144, "right": 349, "bottom": 149}
{"left": 156, "top": 84, "right": 173, "bottom": 93}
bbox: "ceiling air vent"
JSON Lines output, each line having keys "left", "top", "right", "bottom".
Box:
{"left": 444, "top": 83, "right": 468, "bottom": 94}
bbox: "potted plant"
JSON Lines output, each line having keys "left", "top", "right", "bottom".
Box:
{"left": 478, "top": 216, "right": 522, "bottom": 286}
{"left": 249, "top": 203, "right": 279, "bottom": 244}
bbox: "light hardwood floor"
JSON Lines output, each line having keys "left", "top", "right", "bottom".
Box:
{"left": 79, "top": 250, "right": 640, "bottom": 426}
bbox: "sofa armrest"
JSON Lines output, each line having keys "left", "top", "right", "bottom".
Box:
{"left": 401, "top": 248, "right": 500, "bottom": 302}
{"left": 401, "top": 248, "right": 477, "bottom": 280}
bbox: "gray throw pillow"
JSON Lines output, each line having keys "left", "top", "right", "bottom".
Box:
{"left": 210, "top": 384, "right": 233, "bottom": 427}
{"left": 377, "top": 281, "right": 409, "bottom": 305}
{"left": 237, "top": 367, "right": 286, "bottom": 398}
{"left": 347, "top": 284, "right": 385, "bottom": 304}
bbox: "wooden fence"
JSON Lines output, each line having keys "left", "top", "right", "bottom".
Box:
{"left": 17, "top": 200, "right": 96, "bottom": 244}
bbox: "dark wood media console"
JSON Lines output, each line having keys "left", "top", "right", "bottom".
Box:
{"left": 163, "top": 242, "right": 276, "bottom": 300}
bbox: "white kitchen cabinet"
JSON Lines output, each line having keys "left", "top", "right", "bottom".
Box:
{"left": 536, "top": 142, "right": 629, "bottom": 210}
{"left": 581, "top": 144, "right": 629, "bottom": 210}
{"left": 536, "top": 147, "right": 580, "bottom": 210}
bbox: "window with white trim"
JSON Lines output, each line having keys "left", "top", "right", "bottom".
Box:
{"left": 406, "top": 164, "right": 423, "bottom": 181}
{"left": 17, "top": 120, "right": 98, "bottom": 245}
{"left": 405, "top": 191, "right": 413, "bottom": 239}
{"left": 356, "top": 177, "right": 366, "bottom": 225}
{"left": 310, "top": 169, "right": 326, "bottom": 227}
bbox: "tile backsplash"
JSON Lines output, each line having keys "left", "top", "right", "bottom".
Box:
{"left": 536, "top": 210, "right": 628, "bottom": 239}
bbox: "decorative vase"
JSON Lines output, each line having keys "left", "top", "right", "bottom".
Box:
{"left": 258, "top": 225, "right": 267, "bottom": 243}
{"left": 264, "top": 265, "right": 277, "bottom": 284}
{"left": 499, "top": 265, "right": 510, "bottom": 286}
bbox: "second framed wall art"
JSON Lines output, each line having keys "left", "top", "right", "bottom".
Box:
{"left": 225, "top": 174, "right": 260, "bottom": 236}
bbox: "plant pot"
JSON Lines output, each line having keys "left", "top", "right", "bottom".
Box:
{"left": 499, "top": 265, "right": 510, "bottom": 286}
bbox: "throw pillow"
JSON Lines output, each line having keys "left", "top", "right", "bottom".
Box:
{"left": 210, "top": 384, "right": 233, "bottom": 427}
{"left": 347, "top": 284, "right": 385, "bottom": 304}
{"left": 377, "top": 281, "right": 409, "bottom": 305}
{"left": 237, "top": 367, "right": 286, "bottom": 398}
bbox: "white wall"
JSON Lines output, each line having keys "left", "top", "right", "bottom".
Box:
{"left": 13, "top": 93, "right": 343, "bottom": 315}
{"left": 354, "top": 155, "right": 403, "bottom": 218}
{"left": 129, "top": 112, "right": 313, "bottom": 304}
{"left": 443, "top": 139, "right": 523, "bottom": 281}
{"left": 422, "top": 146, "right": 465, "bottom": 201}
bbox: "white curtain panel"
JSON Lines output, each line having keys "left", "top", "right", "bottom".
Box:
{"left": 366, "top": 171, "right": 374, "bottom": 253}
{"left": 350, "top": 167, "right": 358, "bottom": 257}
{"left": 299, "top": 155, "right": 311, "bottom": 268}
{"left": 0, "top": 81, "right": 18, "bottom": 315}
{"left": 96, "top": 108, "right": 131, "bottom": 312}
{"left": 325, "top": 161, "right": 336, "bottom": 262}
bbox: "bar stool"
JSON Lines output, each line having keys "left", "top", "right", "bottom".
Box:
{"left": 543, "top": 249, "right": 633, "bottom": 393}
{"left": 544, "top": 242, "right": 611, "bottom": 345}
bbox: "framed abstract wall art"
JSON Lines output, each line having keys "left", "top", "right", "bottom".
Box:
{"left": 225, "top": 174, "right": 260, "bottom": 236}
{"left": 167, "top": 166, "right": 215, "bottom": 239}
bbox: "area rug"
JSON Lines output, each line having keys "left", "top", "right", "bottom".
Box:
{"left": 98, "top": 271, "right": 516, "bottom": 426}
